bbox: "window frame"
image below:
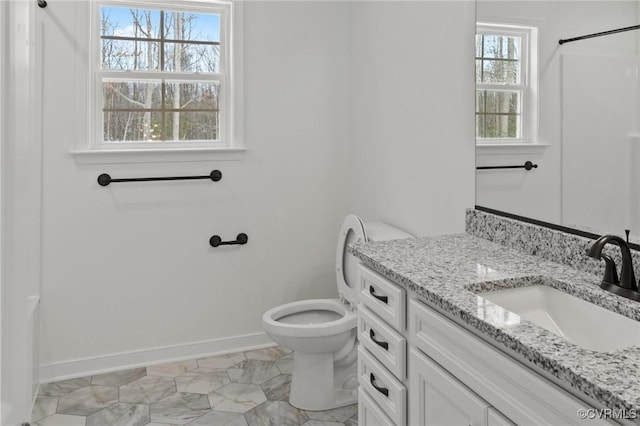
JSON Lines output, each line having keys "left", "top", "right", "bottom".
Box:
{"left": 87, "top": 0, "right": 243, "bottom": 156}
{"left": 476, "top": 22, "right": 538, "bottom": 146}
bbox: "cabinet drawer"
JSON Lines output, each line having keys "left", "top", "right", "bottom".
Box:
{"left": 358, "top": 387, "right": 395, "bottom": 426}
{"left": 358, "top": 265, "right": 406, "bottom": 331}
{"left": 358, "top": 346, "right": 406, "bottom": 426}
{"left": 358, "top": 305, "right": 406, "bottom": 379}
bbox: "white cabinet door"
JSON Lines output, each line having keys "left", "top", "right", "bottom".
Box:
{"left": 359, "top": 388, "right": 395, "bottom": 426}
{"left": 409, "top": 347, "right": 489, "bottom": 426}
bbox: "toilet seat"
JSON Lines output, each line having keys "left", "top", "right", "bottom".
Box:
{"left": 336, "top": 214, "right": 367, "bottom": 306}
{"left": 263, "top": 299, "right": 356, "bottom": 338}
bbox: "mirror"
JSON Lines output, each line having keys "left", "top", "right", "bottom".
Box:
{"left": 475, "top": 1, "right": 640, "bottom": 240}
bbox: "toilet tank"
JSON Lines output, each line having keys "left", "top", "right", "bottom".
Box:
{"left": 364, "top": 222, "right": 413, "bottom": 242}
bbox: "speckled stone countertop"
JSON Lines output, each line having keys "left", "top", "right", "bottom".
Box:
{"left": 350, "top": 234, "right": 640, "bottom": 422}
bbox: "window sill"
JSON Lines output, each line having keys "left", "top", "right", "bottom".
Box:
{"left": 476, "top": 143, "right": 550, "bottom": 156}
{"left": 70, "top": 147, "right": 247, "bottom": 164}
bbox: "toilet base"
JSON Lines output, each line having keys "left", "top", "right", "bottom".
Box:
{"left": 288, "top": 350, "right": 357, "bottom": 411}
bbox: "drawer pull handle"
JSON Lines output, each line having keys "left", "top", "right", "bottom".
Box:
{"left": 370, "top": 373, "right": 389, "bottom": 397}
{"left": 369, "top": 329, "right": 389, "bottom": 350}
{"left": 369, "top": 286, "right": 388, "bottom": 304}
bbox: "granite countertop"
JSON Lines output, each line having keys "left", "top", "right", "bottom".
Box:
{"left": 350, "top": 233, "right": 640, "bottom": 421}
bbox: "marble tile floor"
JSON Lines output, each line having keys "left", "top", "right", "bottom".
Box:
{"left": 32, "top": 346, "right": 358, "bottom": 426}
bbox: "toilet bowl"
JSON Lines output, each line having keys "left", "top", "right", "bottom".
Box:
{"left": 262, "top": 215, "right": 412, "bottom": 411}
{"left": 263, "top": 299, "right": 358, "bottom": 410}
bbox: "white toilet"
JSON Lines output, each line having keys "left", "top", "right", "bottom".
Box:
{"left": 262, "top": 214, "right": 412, "bottom": 411}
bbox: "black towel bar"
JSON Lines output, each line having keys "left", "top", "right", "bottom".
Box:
{"left": 476, "top": 161, "right": 538, "bottom": 171}
{"left": 97, "top": 170, "right": 222, "bottom": 186}
{"left": 210, "top": 233, "right": 248, "bottom": 247}
{"left": 559, "top": 24, "right": 640, "bottom": 45}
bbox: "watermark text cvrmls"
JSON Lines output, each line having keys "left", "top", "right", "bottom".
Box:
{"left": 577, "top": 408, "right": 638, "bottom": 420}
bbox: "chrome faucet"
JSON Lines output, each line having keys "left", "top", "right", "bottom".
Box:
{"left": 587, "top": 234, "right": 640, "bottom": 302}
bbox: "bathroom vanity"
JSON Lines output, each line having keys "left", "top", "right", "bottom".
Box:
{"left": 351, "top": 209, "right": 640, "bottom": 426}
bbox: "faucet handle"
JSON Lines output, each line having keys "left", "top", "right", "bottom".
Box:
{"left": 601, "top": 255, "right": 619, "bottom": 285}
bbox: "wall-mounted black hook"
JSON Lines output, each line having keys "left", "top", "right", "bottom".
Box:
{"left": 210, "top": 233, "right": 248, "bottom": 247}
{"left": 37, "top": 0, "right": 47, "bottom": 8}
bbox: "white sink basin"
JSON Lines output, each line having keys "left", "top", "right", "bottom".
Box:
{"left": 477, "top": 285, "right": 640, "bottom": 352}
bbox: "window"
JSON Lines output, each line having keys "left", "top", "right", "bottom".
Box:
{"left": 476, "top": 23, "right": 537, "bottom": 144}
{"left": 92, "top": 0, "right": 239, "bottom": 151}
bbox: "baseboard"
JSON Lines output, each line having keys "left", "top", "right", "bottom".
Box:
{"left": 39, "top": 331, "right": 275, "bottom": 383}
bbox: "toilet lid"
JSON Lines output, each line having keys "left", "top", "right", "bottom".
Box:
{"left": 336, "top": 214, "right": 367, "bottom": 305}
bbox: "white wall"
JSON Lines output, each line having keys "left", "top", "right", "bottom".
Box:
{"left": 348, "top": 1, "right": 476, "bottom": 236}
{"left": 38, "top": 1, "right": 351, "bottom": 380}
{"left": 2, "top": 0, "right": 42, "bottom": 422}
{"left": 36, "top": 0, "right": 476, "bottom": 381}
{"left": 475, "top": 1, "right": 638, "bottom": 227}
